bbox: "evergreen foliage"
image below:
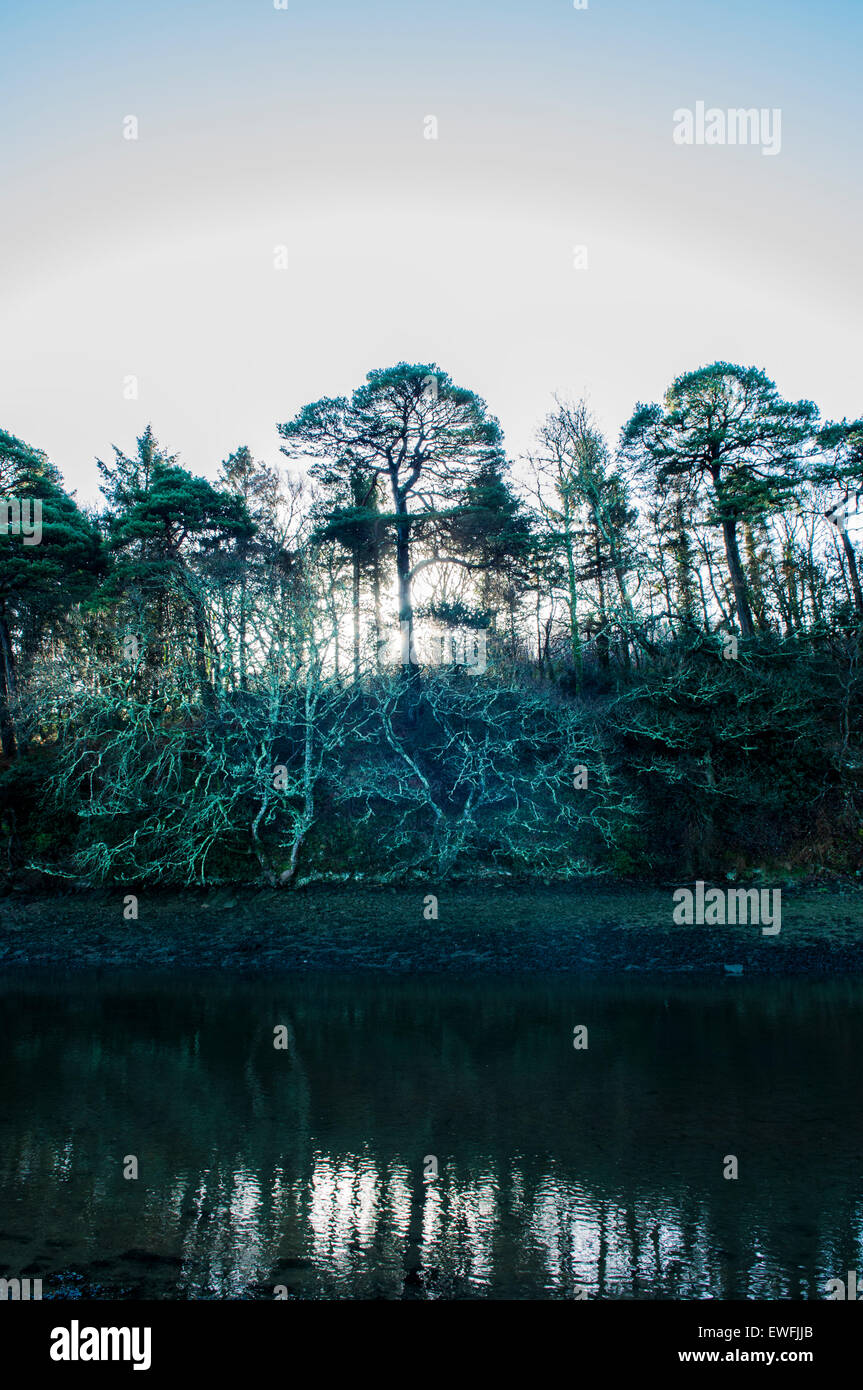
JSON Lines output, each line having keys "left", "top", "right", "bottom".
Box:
{"left": 1, "top": 362, "right": 860, "bottom": 887}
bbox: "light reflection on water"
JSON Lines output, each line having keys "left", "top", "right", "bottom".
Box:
{"left": 0, "top": 972, "right": 861, "bottom": 1299}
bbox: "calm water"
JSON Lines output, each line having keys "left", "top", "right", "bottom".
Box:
{"left": 0, "top": 971, "right": 861, "bottom": 1300}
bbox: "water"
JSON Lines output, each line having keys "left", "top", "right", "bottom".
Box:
{"left": 0, "top": 971, "right": 861, "bottom": 1300}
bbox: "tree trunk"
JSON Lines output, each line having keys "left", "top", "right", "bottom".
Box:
{"left": 278, "top": 671, "right": 316, "bottom": 886}
{"left": 352, "top": 549, "right": 361, "bottom": 683}
{"left": 238, "top": 566, "right": 248, "bottom": 692}
{"left": 841, "top": 530, "right": 863, "bottom": 617}
{"left": 561, "top": 493, "right": 582, "bottom": 682}
{"left": 189, "top": 592, "right": 215, "bottom": 711}
{"left": 720, "top": 516, "right": 755, "bottom": 638}
{"left": 781, "top": 543, "right": 803, "bottom": 632}
{"left": 394, "top": 498, "right": 416, "bottom": 673}
{"left": 672, "top": 499, "right": 697, "bottom": 626}
{"left": 743, "top": 522, "right": 771, "bottom": 632}
{"left": 0, "top": 612, "right": 18, "bottom": 758}
{"left": 595, "top": 533, "right": 609, "bottom": 668}
{"left": 367, "top": 530, "right": 384, "bottom": 671}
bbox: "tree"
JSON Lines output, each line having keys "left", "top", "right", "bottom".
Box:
{"left": 0, "top": 429, "right": 103, "bottom": 757}
{"left": 100, "top": 430, "right": 253, "bottom": 708}
{"left": 620, "top": 364, "right": 818, "bottom": 639}
{"left": 279, "top": 364, "right": 506, "bottom": 671}
{"left": 531, "top": 400, "right": 638, "bottom": 680}
{"left": 816, "top": 419, "right": 863, "bottom": 618}
{"left": 440, "top": 455, "right": 533, "bottom": 612}
{"left": 309, "top": 459, "right": 390, "bottom": 681}
{"left": 217, "top": 445, "right": 281, "bottom": 689}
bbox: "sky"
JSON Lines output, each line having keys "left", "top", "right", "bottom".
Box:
{"left": 1, "top": 0, "right": 861, "bottom": 506}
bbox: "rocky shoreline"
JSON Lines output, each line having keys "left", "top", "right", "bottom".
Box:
{"left": 1, "top": 883, "right": 862, "bottom": 974}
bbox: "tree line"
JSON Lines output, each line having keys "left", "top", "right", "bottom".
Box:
{"left": 1, "top": 360, "right": 861, "bottom": 888}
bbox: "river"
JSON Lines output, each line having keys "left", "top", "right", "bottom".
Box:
{"left": 0, "top": 971, "right": 860, "bottom": 1299}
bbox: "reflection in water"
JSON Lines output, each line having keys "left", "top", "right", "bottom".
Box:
{"left": 0, "top": 972, "right": 862, "bottom": 1299}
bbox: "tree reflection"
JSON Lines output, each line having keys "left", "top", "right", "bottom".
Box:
{"left": 0, "top": 974, "right": 861, "bottom": 1298}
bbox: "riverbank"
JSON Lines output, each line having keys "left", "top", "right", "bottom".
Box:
{"left": 1, "top": 883, "right": 862, "bottom": 973}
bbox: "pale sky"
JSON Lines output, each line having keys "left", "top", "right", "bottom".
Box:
{"left": 1, "top": 0, "right": 861, "bottom": 506}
